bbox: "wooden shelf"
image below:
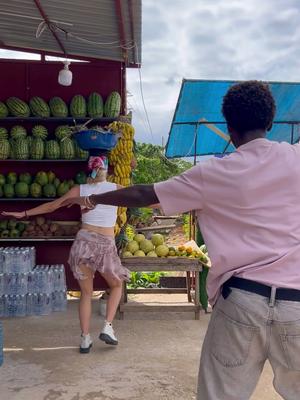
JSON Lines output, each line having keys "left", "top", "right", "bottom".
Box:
{"left": 0, "top": 237, "right": 75, "bottom": 242}
{"left": 0, "top": 198, "right": 56, "bottom": 201}
{"left": 0, "top": 117, "right": 117, "bottom": 123}
{"left": 1, "top": 159, "right": 87, "bottom": 163}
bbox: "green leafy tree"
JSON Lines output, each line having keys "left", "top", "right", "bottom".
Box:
{"left": 132, "top": 142, "right": 192, "bottom": 184}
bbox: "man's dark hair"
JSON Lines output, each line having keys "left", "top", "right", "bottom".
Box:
{"left": 222, "top": 80, "right": 276, "bottom": 134}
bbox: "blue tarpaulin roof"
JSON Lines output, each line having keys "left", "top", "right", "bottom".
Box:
{"left": 165, "top": 79, "right": 300, "bottom": 158}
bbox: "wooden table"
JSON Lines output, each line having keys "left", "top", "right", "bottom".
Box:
{"left": 119, "top": 257, "right": 203, "bottom": 320}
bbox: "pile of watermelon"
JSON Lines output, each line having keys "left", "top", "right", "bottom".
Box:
{"left": 0, "top": 171, "right": 87, "bottom": 199}
{"left": 0, "top": 124, "right": 90, "bottom": 160}
{"left": 0, "top": 92, "right": 121, "bottom": 160}
{"left": 0, "top": 92, "right": 121, "bottom": 119}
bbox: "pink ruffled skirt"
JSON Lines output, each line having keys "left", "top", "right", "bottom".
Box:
{"left": 68, "top": 229, "right": 130, "bottom": 282}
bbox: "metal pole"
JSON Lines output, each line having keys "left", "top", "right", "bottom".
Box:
{"left": 291, "top": 124, "right": 295, "bottom": 144}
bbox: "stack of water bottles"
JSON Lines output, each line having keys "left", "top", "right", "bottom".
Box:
{"left": 0, "top": 247, "right": 67, "bottom": 317}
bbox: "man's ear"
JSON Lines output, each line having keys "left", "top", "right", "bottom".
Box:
{"left": 227, "top": 125, "right": 234, "bottom": 134}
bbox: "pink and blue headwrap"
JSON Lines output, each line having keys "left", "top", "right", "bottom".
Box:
{"left": 88, "top": 156, "right": 108, "bottom": 178}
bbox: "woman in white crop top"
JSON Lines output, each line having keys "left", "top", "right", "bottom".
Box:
{"left": 2, "top": 155, "right": 130, "bottom": 352}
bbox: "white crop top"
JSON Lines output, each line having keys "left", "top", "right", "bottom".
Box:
{"left": 80, "top": 181, "right": 118, "bottom": 227}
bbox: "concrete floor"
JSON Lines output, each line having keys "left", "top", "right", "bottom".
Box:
{"left": 0, "top": 295, "right": 281, "bottom": 400}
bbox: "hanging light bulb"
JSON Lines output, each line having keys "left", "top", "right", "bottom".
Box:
{"left": 58, "top": 60, "right": 72, "bottom": 86}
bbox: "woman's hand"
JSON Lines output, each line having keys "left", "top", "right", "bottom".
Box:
{"left": 1, "top": 211, "right": 25, "bottom": 219}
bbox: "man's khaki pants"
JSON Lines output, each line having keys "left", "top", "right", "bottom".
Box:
{"left": 198, "top": 288, "right": 300, "bottom": 399}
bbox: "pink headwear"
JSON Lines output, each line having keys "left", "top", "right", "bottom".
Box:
{"left": 88, "top": 156, "right": 108, "bottom": 171}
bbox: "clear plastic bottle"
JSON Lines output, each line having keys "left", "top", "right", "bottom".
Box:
{"left": 0, "top": 248, "right": 4, "bottom": 274}
{"left": 16, "top": 294, "right": 26, "bottom": 317}
{"left": 0, "top": 295, "right": 4, "bottom": 317}
{"left": 26, "top": 293, "right": 33, "bottom": 316}
{"left": 0, "top": 274, "right": 4, "bottom": 297}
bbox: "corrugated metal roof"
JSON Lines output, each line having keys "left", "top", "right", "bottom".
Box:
{"left": 166, "top": 79, "right": 300, "bottom": 158}
{"left": 0, "top": 0, "right": 141, "bottom": 66}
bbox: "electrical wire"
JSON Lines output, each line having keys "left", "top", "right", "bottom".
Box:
{"left": 35, "top": 21, "right": 135, "bottom": 48}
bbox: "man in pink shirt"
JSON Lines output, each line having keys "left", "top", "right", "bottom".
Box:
{"left": 64, "top": 81, "right": 300, "bottom": 399}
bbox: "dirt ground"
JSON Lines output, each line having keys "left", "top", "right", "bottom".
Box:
{"left": 0, "top": 294, "right": 281, "bottom": 400}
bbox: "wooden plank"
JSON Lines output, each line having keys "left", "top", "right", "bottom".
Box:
{"left": 122, "top": 257, "right": 201, "bottom": 270}
{"left": 135, "top": 225, "right": 176, "bottom": 232}
{"left": 126, "top": 288, "right": 187, "bottom": 294}
{"left": 153, "top": 215, "right": 179, "bottom": 220}
{"left": 120, "top": 303, "right": 200, "bottom": 313}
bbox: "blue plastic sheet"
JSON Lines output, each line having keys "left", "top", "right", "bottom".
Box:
{"left": 166, "top": 80, "right": 300, "bottom": 157}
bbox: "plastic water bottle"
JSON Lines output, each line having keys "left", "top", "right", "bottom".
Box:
{"left": 15, "top": 294, "right": 26, "bottom": 317}
{"left": 0, "top": 248, "right": 4, "bottom": 274}
{"left": 0, "top": 295, "right": 5, "bottom": 317}
{"left": 26, "top": 293, "right": 33, "bottom": 316}
{"left": 0, "top": 320, "right": 3, "bottom": 366}
{"left": 6, "top": 295, "right": 17, "bottom": 317}
{"left": 0, "top": 274, "right": 4, "bottom": 296}
{"left": 53, "top": 265, "right": 66, "bottom": 291}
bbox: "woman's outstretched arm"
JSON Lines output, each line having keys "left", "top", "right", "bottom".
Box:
{"left": 1, "top": 186, "right": 80, "bottom": 219}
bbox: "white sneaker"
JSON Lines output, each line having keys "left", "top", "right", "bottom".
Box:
{"left": 80, "top": 334, "right": 93, "bottom": 354}
{"left": 99, "top": 322, "right": 118, "bottom": 345}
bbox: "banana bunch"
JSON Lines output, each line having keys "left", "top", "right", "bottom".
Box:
{"left": 108, "top": 121, "right": 135, "bottom": 236}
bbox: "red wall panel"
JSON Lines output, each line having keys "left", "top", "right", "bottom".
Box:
{"left": 0, "top": 59, "right": 125, "bottom": 290}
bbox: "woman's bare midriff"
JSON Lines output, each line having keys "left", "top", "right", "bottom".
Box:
{"left": 81, "top": 223, "right": 115, "bottom": 237}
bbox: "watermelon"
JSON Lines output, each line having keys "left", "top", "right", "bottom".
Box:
{"left": 9, "top": 139, "right": 16, "bottom": 158}
{"left": 11, "top": 125, "right": 27, "bottom": 139}
{"left": 104, "top": 91, "right": 121, "bottom": 118}
{"left": 32, "top": 125, "right": 48, "bottom": 140}
{"left": 70, "top": 95, "right": 87, "bottom": 118}
{"left": 27, "top": 136, "right": 33, "bottom": 152}
{"left": 0, "top": 127, "right": 8, "bottom": 139}
{"left": 0, "top": 139, "right": 10, "bottom": 160}
{"left": 0, "top": 174, "right": 5, "bottom": 186}
{"left": 45, "top": 140, "right": 60, "bottom": 159}
{"left": 49, "top": 97, "right": 68, "bottom": 117}
{"left": 43, "top": 183, "right": 56, "bottom": 198}
{"left": 0, "top": 102, "right": 8, "bottom": 118}
{"left": 15, "top": 182, "right": 29, "bottom": 198}
{"left": 6, "top": 97, "right": 30, "bottom": 117}
{"left": 55, "top": 125, "right": 72, "bottom": 141}
{"left": 29, "top": 96, "right": 50, "bottom": 118}
{"left": 15, "top": 138, "right": 29, "bottom": 160}
{"left": 0, "top": 186, "right": 3, "bottom": 198}
{"left": 30, "top": 138, "right": 44, "bottom": 160}
{"left": 74, "top": 140, "right": 89, "bottom": 160}
{"left": 3, "top": 183, "right": 15, "bottom": 198}
{"left": 60, "top": 138, "right": 75, "bottom": 159}
{"left": 19, "top": 173, "right": 32, "bottom": 185}
{"left": 30, "top": 182, "right": 42, "bottom": 198}
{"left": 88, "top": 92, "right": 103, "bottom": 118}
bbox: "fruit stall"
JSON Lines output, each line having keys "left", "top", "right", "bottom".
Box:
{"left": 0, "top": 0, "right": 142, "bottom": 291}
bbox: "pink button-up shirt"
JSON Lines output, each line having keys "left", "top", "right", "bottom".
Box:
{"left": 154, "top": 138, "right": 300, "bottom": 305}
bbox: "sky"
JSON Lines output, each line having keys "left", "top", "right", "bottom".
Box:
{"left": 127, "top": 0, "right": 300, "bottom": 145}
{"left": 1, "top": 0, "right": 300, "bottom": 147}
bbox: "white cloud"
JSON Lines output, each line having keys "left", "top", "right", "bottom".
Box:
{"left": 128, "top": 0, "right": 300, "bottom": 144}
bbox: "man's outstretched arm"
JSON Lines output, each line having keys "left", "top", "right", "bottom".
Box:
{"left": 90, "top": 184, "right": 158, "bottom": 208}
{"left": 62, "top": 184, "right": 159, "bottom": 209}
